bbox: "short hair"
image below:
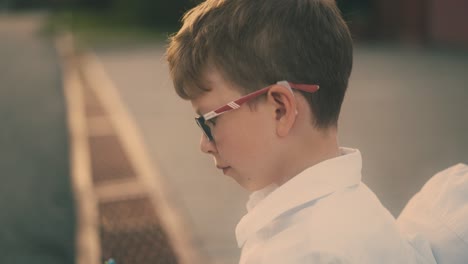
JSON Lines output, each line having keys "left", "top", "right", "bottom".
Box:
{"left": 166, "top": 0, "right": 353, "bottom": 128}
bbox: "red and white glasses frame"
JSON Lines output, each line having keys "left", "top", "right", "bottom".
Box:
{"left": 195, "top": 80, "right": 320, "bottom": 141}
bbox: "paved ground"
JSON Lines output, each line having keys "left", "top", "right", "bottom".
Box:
{"left": 93, "top": 42, "right": 468, "bottom": 264}
{"left": 0, "top": 14, "right": 75, "bottom": 263}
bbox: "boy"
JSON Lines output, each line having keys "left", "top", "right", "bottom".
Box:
{"left": 166, "top": 0, "right": 436, "bottom": 263}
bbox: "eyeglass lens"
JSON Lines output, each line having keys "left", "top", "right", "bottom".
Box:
{"left": 196, "top": 117, "right": 214, "bottom": 141}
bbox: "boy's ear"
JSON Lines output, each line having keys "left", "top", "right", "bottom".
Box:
{"left": 267, "top": 85, "right": 297, "bottom": 137}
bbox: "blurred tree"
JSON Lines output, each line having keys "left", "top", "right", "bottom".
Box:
{"left": 2, "top": 0, "right": 199, "bottom": 28}
{"left": 0, "top": 0, "right": 74, "bottom": 9}
{"left": 110, "top": 0, "right": 199, "bottom": 27}
{"left": 336, "top": 0, "right": 377, "bottom": 39}
{"left": 76, "top": 0, "right": 112, "bottom": 9}
{"left": 3, "top": 0, "right": 47, "bottom": 9}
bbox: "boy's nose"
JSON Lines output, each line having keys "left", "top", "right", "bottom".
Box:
{"left": 200, "top": 134, "right": 217, "bottom": 154}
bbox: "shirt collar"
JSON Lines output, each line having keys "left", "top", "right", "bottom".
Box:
{"left": 246, "top": 183, "right": 279, "bottom": 212}
{"left": 235, "top": 147, "right": 363, "bottom": 248}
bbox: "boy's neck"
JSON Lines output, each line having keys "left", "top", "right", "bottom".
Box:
{"left": 275, "top": 127, "right": 340, "bottom": 187}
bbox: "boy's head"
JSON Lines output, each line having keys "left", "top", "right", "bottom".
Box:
{"left": 166, "top": 0, "right": 353, "bottom": 191}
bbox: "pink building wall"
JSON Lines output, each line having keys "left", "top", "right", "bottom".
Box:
{"left": 430, "top": 0, "right": 468, "bottom": 46}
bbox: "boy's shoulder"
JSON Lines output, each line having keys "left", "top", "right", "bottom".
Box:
{"left": 250, "top": 183, "right": 414, "bottom": 263}
{"left": 269, "top": 183, "right": 398, "bottom": 243}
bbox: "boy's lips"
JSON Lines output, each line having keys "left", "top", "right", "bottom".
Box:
{"left": 217, "top": 165, "right": 231, "bottom": 174}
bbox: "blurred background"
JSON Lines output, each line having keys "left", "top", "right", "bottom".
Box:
{"left": 1, "top": 0, "right": 467, "bottom": 264}
{"left": 2, "top": 0, "right": 468, "bottom": 46}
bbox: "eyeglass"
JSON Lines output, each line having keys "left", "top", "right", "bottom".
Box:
{"left": 195, "top": 80, "right": 319, "bottom": 141}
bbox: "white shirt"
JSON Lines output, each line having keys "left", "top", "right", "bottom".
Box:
{"left": 397, "top": 163, "right": 468, "bottom": 264}
{"left": 236, "top": 148, "right": 436, "bottom": 264}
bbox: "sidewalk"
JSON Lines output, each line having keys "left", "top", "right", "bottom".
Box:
{"left": 0, "top": 14, "right": 75, "bottom": 264}
{"left": 90, "top": 41, "right": 468, "bottom": 264}
{"left": 59, "top": 32, "right": 212, "bottom": 263}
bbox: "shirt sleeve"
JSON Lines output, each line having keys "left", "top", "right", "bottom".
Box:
{"left": 294, "top": 251, "right": 349, "bottom": 264}
{"left": 397, "top": 163, "right": 468, "bottom": 264}
{"left": 261, "top": 248, "right": 350, "bottom": 264}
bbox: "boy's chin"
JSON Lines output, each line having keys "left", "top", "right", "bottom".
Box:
{"left": 227, "top": 172, "right": 254, "bottom": 191}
